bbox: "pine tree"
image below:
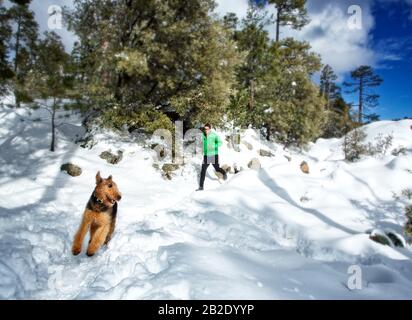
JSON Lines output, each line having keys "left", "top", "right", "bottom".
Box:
{"left": 320, "top": 64, "right": 340, "bottom": 108}
{"left": 268, "top": 0, "right": 309, "bottom": 42}
{"left": 264, "top": 38, "right": 325, "bottom": 145}
{"left": 27, "top": 32, "right": 74, "bottom": 152}
{"left": 232, "top": 4, "right": 273, "bottom": 129}
{"left": 323, "top": 97, "right": 354, "bottom": 138}
{"left": 0, "top": 1, "right": 13, "bottom": 96}
{"left": 8, "top": 0, "right": 39, "bottom": 107}
{"left": 228, "top": 0, "right": 324, "bottom": 145}
{"left": 344, "top": 65, "right": 383, "bottom": 124}
{"left": 67, "top": 0, "right": 241, "bottom": 132}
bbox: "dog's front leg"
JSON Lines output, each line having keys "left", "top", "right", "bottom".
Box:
{"left": 72, "top": 214, "right": 91, "bottom": 256}
{"left": 105, "top": 217, "right": 117, "bottom": 245}
{"left": 87, "top": 225, "right": 110, "bottom": 257}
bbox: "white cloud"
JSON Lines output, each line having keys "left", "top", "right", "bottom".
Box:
{"left": 270, "top": 1, "right": 377, "bottom": 78}
{"left": 28, "top": 0, "right": 77, "bottom": 52}
{"left": 214, "top": 0, "right": 249, "bottom": 20}
{"left": 214, "top": 0, "right": 378, "bottom": 78}
{"left": 22, "top": 0, "right": 403, "bottom": 79}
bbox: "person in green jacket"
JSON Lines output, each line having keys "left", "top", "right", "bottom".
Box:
{"left": 197, "top": 123, "right": 227, "bottom": 191}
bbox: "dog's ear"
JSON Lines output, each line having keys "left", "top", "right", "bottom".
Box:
{"left": 107, "top": 175, "right": 113, "bottom": 181}
{"left": 96, "top": 171, "right": 103, "bottom": 184}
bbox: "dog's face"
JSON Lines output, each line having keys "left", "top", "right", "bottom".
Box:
{"left": 95, "top": 171, "right": 122, "bottom": 207}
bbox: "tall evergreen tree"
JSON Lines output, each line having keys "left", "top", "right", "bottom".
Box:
{"left": 8, "top": 0, "right": 39, "bottom": 106}
{"left": 27, "top": 32, "right": 74, "bottom": 152}
{"left": 232, "top": 4, "right": 273, "bottom": 128}
{"left": 344, "top": 65, "right": 383, "bottom": 124}
{"left": 229, "top": 9, "right": 326, "bottom": 146}
{"left": 322, "top": 97, "right": 354, "bottom": 138}
{"left": 265, "top": 38, "right": 325, "bottom": 146}
{"left": 67, "top": 0, "right": 241, "bottom": 131}
{"left": 268, "top": 0, "right": 309, "bottom": 42}
{"left": 0, "top": 0, "right": 13, "bottom": 96}
{"left": 320, "top": 64, "right": 340, "bottom": 108}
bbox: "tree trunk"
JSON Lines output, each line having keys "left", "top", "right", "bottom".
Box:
{"left": 249, "top": 79, "right": 255, "bottom": 125}
{"left": 265, "top": 123, "right": 271, "bottom": 141}
{"left": 50, "top": 99, "right": 56, "bottom": 152}
{"left": 14, "top": 17, "right": 21, "bottom": 108}
{"left": 325, "top": 83, "right": 330, "bottom": 109}
{"left": 276, "top": 9, "right": 281, "bottom": 43}
{"left": 358, "top": 77, "right": 363, "bottom": 124}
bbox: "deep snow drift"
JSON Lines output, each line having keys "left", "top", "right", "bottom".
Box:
{"left": 1, "top": 104, "right": 412, "bottom": 299}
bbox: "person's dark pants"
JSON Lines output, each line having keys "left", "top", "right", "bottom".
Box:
{"left": 199, "top": 155, "right": 226, "bottom": 188}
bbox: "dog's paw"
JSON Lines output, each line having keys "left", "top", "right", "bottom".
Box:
{"left": 86, "top": 251, "right": 95, "bottom": 257}
{"left": 72, "top": 246, "right": 81, "bottom": 256}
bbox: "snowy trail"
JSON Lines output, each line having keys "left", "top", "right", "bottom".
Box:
{"left": 1, "top": 106, "right": 412, "bottom": 299}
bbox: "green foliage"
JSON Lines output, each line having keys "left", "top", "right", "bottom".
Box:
{"left": 228, "top": 11, "right": 325, "bottom": 146}
{"left": 269, "top": 0, "right": 309, "bottom": 42}
{"left": 343, "top": 128, "right": 395, "bottom": 162}
{"left": 391, "top": 146, "right": 407, "bottom": 156}
{"left": 344, "top": 65, "right": 383, "bottom": 124}
{"left": 0, "top": 0, "right": 13, "bottom": 95}
{"left": 100, "top": 106, "right": 174, "bottom": 134}
{"left": 320, "top": 64, "right": 340, "bottom": 105}
{"left": 402, "top": 189, "right": 412, "bottom": 201}
{"left": 171, "top": 21, "right": 242, "bottom": 128}
{"left": 25, "top": 32, "right": 74, "bottom": 151}
{"left": 8, "top": 0, "right": 39, "bottom": 105}
{"left": 67, "top": 0, "right": 241, "bottom": 132}
{"left": 405, "top": 206, "right": 412, "bottom": 242}
{"left": 27, "top": 32, "right": 73, "bottom": 100}
{"left": 322, "top": 97, "right": 354, "bottom": 138}
{"left": 342, "top": 128, "right": 368, "bottom": 162}
{"left": 366, "top": 133, "right": 393, "bottom": 158}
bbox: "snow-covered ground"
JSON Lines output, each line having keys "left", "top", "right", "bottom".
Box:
{"left": 1, "top": 103, "right": 412, "bottom": 300}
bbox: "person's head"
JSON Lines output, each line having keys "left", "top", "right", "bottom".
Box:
{"left": 204, "top": 123, "right": 212, "bottom": 134}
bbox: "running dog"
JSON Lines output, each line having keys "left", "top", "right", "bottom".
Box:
{"left": 72, "top": 172, "right": 122, "bottom": 257}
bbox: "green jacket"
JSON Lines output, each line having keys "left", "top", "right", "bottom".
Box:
{"left": 203, "top": 131, "right": 223, "bottom": 156}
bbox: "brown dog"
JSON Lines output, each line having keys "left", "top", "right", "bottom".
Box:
{"left": 72, "top": 171, "right": 122, "bottom": 257}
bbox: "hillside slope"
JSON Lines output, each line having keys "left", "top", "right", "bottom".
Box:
{"left": 1, "top": 105, "right": 412, "bottom": 299}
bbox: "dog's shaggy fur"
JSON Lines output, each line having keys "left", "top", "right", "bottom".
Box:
{"left": 72, "top": 172, "right": 122, "bottom": 257}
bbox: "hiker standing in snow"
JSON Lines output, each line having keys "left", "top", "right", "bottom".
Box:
{"left": 197, "top": 123, "right": 227, "bottom": 191}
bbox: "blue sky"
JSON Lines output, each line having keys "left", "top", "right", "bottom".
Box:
{"left": 369, "top": 0, "right": 412, "bottom": 119}
{"left": 7, "top": 0, "right": 412, "bottom": 120}
{"left": 247, "top": 0, "right": 412, "bottom": 120}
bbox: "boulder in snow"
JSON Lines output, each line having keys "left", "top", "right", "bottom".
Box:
{"left": 234, "top": 164, "right": 243, "bottom": 174}
{"left": 60, "top": 163, "right": 82, "bottom": 177}
{"left": 259, "top": 149, "right": 274, "bottom": 157}
{"left": 159, "top": 163, "right": 180, "bottom": 181}
{"left": 369, "top": 230, "right": 392, "bottom": 246}
{"left": 386, "top": 231, "right": 405, "bottom": 248}
{"left": 221, "top": 164, "right": 232, "bottom": 174}
{"left": 300, "top": 161, "right": 310, "bottom": 174}
{"left": 150, "top": 144, "right": 167, "bottom": 159}
{"left": 248, "top": 158, "right": 261, "bottom": 171}
{"left": 215, "top": 165, "right": 232, "bottom": 179}
{"left": 284, "top": 155, "right": 292, "bottom": 162}
{"left": 162, "top": 163, "right": 180, "bottom": 173}
{"left": 100, "top": 150, "right": 123, "bottom": 165}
